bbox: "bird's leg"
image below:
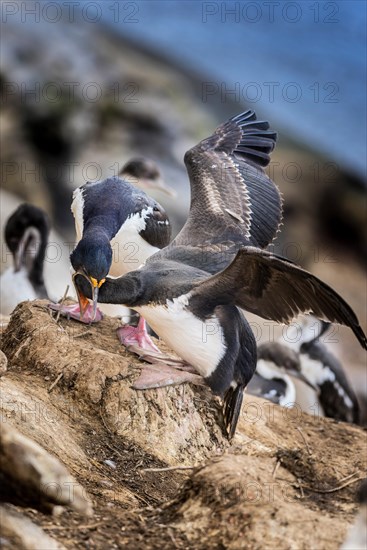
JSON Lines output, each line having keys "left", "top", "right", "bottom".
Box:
{"left": 117, "top": 316, "right": 160, "bottom": 352}
{"left": 48, "top": 300, "right": 103, "bottom": 324}
{"left": 118, "top": 332, "right": 204, "bottom": 389}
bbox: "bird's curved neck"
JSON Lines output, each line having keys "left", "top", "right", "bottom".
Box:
{"left": 82, "top": 224, "right": 110, "bottom": 239}
{"left": 16, "top": 227, "right": 47, "bottom": 287}
{"left": 83, "top": 216, "right": 119, "bottom": 243}
{"left": 102, "top": 273, "right": 142, "bottom": 307}
{"left": 76, "top": 270, "right": 142, "bottom": 307}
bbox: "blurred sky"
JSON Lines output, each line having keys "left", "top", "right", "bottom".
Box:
{"left": 73, "top": 0, "right": 366, "bottom": 181}
{"left": 3, "top": 0, "right": 367, "bottom": 180}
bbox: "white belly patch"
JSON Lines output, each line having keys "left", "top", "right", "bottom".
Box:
{"left": 0, "top": 268, "right": 38, "bottom": 315}
{"left": 135, "top": 296, "right": 226, "bottom": 378}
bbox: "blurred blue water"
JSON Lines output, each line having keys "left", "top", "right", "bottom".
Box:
{"left": 59, "top": 1, "right": 367, "bottom": 180}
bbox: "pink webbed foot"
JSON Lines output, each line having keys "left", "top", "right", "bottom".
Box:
{"left": 49, "top": 302, "right": 103, "bottom": 324}
{"left": 117, "top": 317, "right": 160, "bottom": 353}
{"left": 117, "top": 326, "right": 204, "bottom": 389}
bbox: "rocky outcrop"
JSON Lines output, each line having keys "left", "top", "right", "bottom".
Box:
{"left": 0, "top": 301, "right": 365, "bottom": 549}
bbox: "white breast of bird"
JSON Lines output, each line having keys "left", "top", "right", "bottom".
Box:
{"left": 0, "top": 267, "right": 38, "bottom": 315}
{"left": 135, "top": 294, "right": 226, "bottom": 378}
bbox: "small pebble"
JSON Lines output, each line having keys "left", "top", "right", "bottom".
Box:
{"left": 0, "top": 350, "right": 8, "bottom": 374}
{"left": 100, "top": 480, "right": 113, "bottom": 487}
{"left": 52, "top": 505, "right": 65, "bottom": 517}
{"left": 104, "top": 459, "right": 117, "bottom": 469}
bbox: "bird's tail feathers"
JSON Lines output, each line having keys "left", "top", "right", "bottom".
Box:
{"left": 223, "top": 384, "right": 244, "bottom": 439}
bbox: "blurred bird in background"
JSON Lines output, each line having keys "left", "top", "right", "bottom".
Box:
{"left": 248, "top": 316, "right": 360, "bottom": 424}
{"left": 1, "top": 204, "right": 49, "bottom": 315}
{"left": 73, "top": 111, "right": 366, "bottom": 438}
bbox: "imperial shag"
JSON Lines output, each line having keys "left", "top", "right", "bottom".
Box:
{"left": 248, "top": 317, "right": 360, "bottom": 424}
{"left": 74, "top": 111, "right": 366, "bottom": 438}
{"left": 1, "top": 204, "right": 49, "bottom": 314}
{"left": 290, "top": 317, "right": 359, "bottom": 422}
{"left": 50, "top": 159, "right": 172, "bottom": 347}
{"left": 247, "top": 340, "right": 317, "bottom": 408}
{"left": 119, "top": 158, "right": 176, "bottom": 197}
{"left": 76, "top": 248, "right": 366, "bottom": 437}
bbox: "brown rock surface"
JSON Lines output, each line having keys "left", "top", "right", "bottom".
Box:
{"left": 0, "top": 300, "right": 366, "bottom": 549}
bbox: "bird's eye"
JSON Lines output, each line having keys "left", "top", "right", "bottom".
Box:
{"left": 153, "top": 206, "right": 159, "bottom": 212}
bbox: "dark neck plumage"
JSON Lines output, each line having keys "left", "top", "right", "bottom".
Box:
{"left": 80, "top": 226, "right": 113, "bottom": 267}
{"left": 24, "top": 227, "right": 48, "bottom": 291}
{"left": 76, "top": 271, "right": 142, "bottom": 307}
{"left": 82, "top": 225, "right": 111, "bottom": 245}
{"left": 84, "top": 215, "right": 120, "bottom": 242}
{"left": 28, "top": 243, "right": 47, "bottom": 288}
{"left": 101, "top": 274, "right": 142, "bottom": 306}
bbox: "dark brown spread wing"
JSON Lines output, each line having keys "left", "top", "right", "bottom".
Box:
{"left": 189, "top": 247, "right": 367, "bottom": 350}
{"left": 175, "top": 110, "right": 281, "bottom": 250}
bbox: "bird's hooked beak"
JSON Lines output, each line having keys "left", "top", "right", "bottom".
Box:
{"left": 89, "top": 276, "right": 105, "bottom": 320}
{"left": 142, "top": 177, "right": 177, "bottom": 198}
{"left": 14, "top": 227, "right": 40, "bottom": 272}
{"left": 14, "top": 242, "right": 25, "bottom": 272}
{"left": 72, "top": 271, "right": 105, "bottom": 321}
{"left": 120, "top": 168, "right": 176, "bottom": 197}
{"left": 286, "top": 368, "right": 319, "bottom": 393}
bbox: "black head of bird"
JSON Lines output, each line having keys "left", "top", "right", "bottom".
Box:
{"left": 120, "top": 158, "right": 176, "bottom": 197}
{"left": 70, "top": 231, "right": 112, "bottom": 319}
{"left": 69, "top": 176, "right": 171, "bottom": 319}
{"left": 5, "top": 203, "right": 49, "bottom": 289}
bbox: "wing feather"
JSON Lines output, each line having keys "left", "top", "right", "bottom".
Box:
{"left": 190, "top": 247, "right": 367, "bottom": 350}
{"left": 174, "top": 110, "right": 281, "bottom": 258}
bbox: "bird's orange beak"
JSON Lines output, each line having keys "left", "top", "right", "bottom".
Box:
{"left": 72, "top": 272, "right": 105, "bottom": 320}
{"left": 89, "top": 277, "right": 105, "bottom": 320}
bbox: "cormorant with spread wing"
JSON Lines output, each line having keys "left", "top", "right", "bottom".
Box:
{"left": 74, "top": 111, "right": 366, "bottom": 438}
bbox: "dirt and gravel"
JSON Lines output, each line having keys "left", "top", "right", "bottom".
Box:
{"left": 0, "top": 300, "right": 366, "bottom": 549}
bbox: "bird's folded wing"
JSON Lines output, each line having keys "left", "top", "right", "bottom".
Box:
{"left": 190, "top": 247, "right": 367, "bottom": 350}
